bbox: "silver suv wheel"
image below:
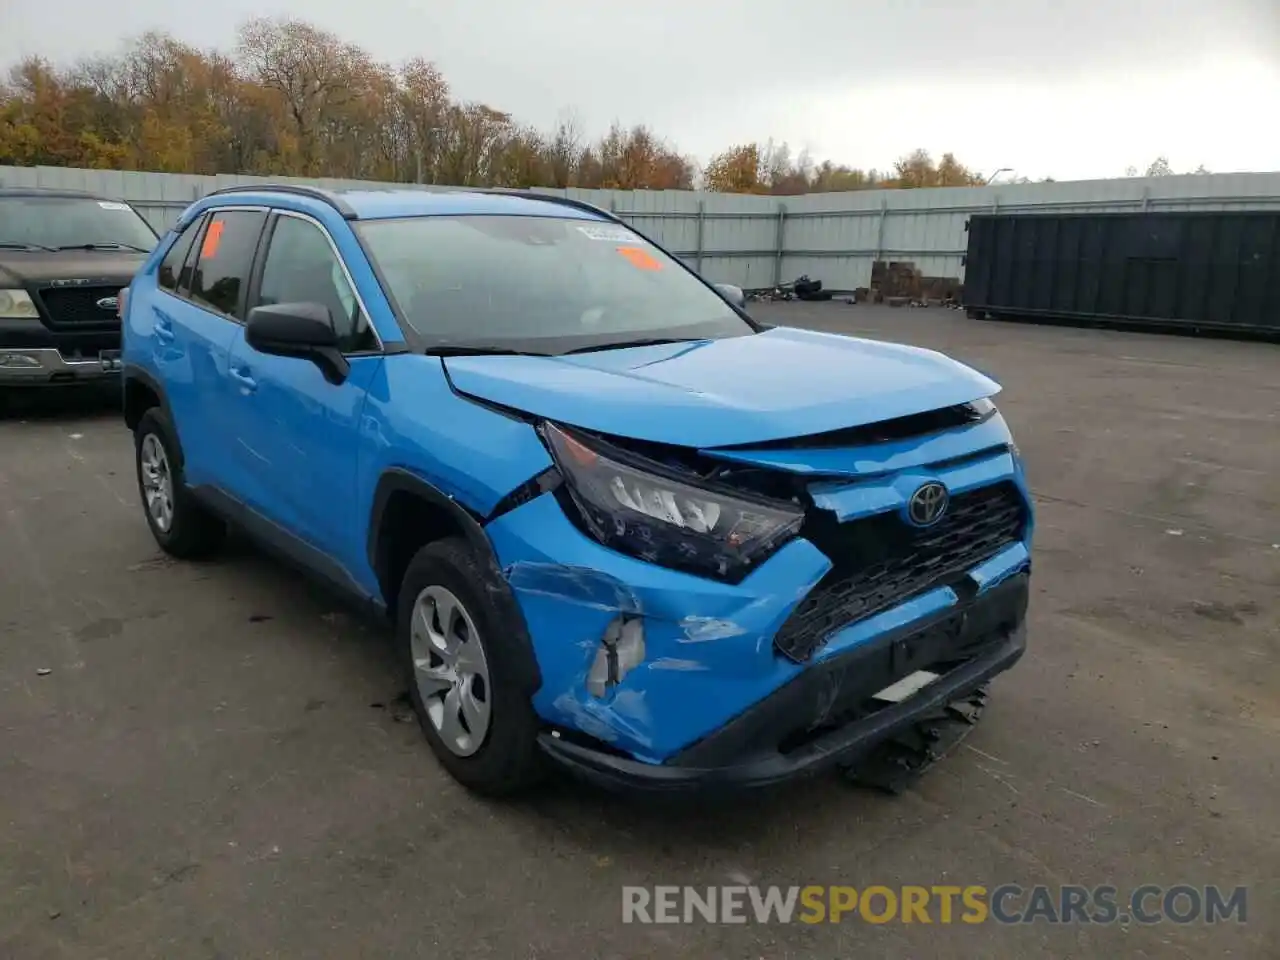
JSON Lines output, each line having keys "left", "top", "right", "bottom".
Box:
{"left": 139, "top": 433, "right": 174, "bottom": 533}
{"left": 410, "top": 585, "right": 493, "bottom": 757}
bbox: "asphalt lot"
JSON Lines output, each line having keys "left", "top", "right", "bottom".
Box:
{"left": 2, "top": 303, "right": 1277, "bottom": 959}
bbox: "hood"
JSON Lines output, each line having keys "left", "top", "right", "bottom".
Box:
{"left": 444, "top": 326, "right": 1000, "bottom": 448}
{"left": 0, "top": 250, "right": 148, "bottom": 287}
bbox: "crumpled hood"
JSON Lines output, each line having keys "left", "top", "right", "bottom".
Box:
{"left": 445, "top": 326, "right": 1000, "bottom": 448}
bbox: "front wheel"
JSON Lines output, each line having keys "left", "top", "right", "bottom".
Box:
{"left": 133, "top": 407, "right": 226, "bottom": 559}
{"left": 397, "top": 537, "right": 544, "bottom": 796}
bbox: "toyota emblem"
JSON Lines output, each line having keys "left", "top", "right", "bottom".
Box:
{"left": 96, "top": 296, "right": 119, "bottom": 311}
{"left": 907, "top": 481, "right": 949, "bottom": 526}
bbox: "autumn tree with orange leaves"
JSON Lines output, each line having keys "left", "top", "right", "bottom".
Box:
{"left": 0, "top": 18, "right": 987, "bottom": 194}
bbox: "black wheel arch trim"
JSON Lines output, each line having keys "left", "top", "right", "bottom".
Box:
{"left": 367, "top": 467, "right": 488, "bottom": 564}
{"left": 122, "top": 364, "right": 180, "bottom": 458}
{"left": 367, "top": 467, "right": 544, "bottom": 694}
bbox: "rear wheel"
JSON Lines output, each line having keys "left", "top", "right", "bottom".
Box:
{"left": 397, "top": 537, "right": 543, "bottom": 796}
{"left": 133, "top": 407, "right": 226, "bottom": 558}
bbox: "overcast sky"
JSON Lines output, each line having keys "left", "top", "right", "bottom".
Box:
{"left": 4, "top": 0, "right": 1278, "bottom": 181}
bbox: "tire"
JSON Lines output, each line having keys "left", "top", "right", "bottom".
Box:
{"left": 397, "top": 537, "right": 543, "bottom": 796}
{"left": 133, "top": 407, "right": 226, "bottom": 559}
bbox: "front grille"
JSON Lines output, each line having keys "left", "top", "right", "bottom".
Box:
{"left": 36, "top": 286, "right": 120, "bottom": 327}
{"left": 778, "top": 612, "right": 975, "bottom": 755}
{"left": 774, "top": 482, "right": 1026, "bottom": 662}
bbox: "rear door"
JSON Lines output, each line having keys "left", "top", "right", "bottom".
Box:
{"left": 149, "top": 207, "right": 267, "bottom": 488}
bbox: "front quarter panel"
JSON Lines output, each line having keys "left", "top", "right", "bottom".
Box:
{"left": 355, "top": 353, "right": 554, "bottom": 530}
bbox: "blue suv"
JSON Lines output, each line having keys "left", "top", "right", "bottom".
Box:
{"left": 120, "top": 185, "right": 1034, "bottom": 796}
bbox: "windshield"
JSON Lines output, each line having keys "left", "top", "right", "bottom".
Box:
{"left": 355, "top": 215, "right": 753, "bottom": 354}
{"left": 0, "top": 196, "right": 160, "bottom": 252}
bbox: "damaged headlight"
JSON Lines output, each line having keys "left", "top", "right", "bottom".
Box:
{"left": 541, "top": 422, "right": 804, "bottom": 582}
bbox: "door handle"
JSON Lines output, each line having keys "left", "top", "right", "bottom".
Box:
{"left": 229, "top": 366, "right": 257, "bottom": 391}
{"left": 154, "top": 319, "right": 175, "bottom": 344}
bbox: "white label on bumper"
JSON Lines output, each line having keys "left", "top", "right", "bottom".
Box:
{"left": 871, "top": 670, "right": 940, "bottom": 704}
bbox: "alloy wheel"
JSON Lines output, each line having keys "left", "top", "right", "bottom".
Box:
{"left": 410, "top": 585, "right": 493, "bottom": 757}
{"left": 139, "top": 433, "right": 175, "bottom": 533}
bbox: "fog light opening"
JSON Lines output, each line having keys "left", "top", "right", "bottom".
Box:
{"left": 0, "top": 353, "right": 41, "bottom": 369}
{"left": 585, "top": 615, "right": 646, "bottom": 699}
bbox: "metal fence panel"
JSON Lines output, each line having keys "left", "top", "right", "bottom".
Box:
{"left": 3, "top": 164, "right": 1278, "bottom": 291}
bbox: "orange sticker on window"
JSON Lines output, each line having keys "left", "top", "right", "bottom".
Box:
{"left": 200, "top": 219, "right": 225, "bottom": 259}
{"left": 616, "top": 246, "right": 662, "bottom": 271}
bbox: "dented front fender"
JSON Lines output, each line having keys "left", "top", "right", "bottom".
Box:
{"left": 484, "top": 492, "right": 832, "bottom": 762}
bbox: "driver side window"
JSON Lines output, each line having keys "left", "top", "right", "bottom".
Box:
{"left": 256, "top": 214, "right": 376, "bottom": 353}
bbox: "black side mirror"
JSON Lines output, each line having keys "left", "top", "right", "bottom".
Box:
{"left": 245, "top": 302, "right": 350, "bottom": 384}
{"left": 714, "top": 283, "right": 746, "bottom": 309}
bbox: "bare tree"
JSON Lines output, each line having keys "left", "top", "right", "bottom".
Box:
{"left": 398, "top": 58, "right": 449, "bottom": 183}
{"left": 237, "top": 17, "right": 368, "bottom": 172}
{"left": 546, "top": 108, "right": 583, "bottom": 188}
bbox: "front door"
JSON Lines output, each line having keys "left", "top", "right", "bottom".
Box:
{"left": 224, "top": 211, "right": 382, "bottom": 567}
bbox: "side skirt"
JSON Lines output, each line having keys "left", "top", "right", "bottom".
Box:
{"left": 190, "top": 484, "right": 388, "bottom": 622}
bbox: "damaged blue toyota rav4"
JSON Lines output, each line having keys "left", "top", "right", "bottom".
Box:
{"left": 120, "top": 185, "right": 1033, "bottom": 796}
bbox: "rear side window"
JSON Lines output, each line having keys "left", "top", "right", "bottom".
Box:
{"left": 158, "top": 219, "right": 200, "bottom": 292}
{"left": 177, "top": 215, "right": 210, "bottom": 295}
{"left": 188, "top": 210, "right": 267, "bottom": 319}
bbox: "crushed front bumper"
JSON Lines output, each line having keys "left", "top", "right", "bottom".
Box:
{"left": 485, "top": 468, "right": 1033, "bottom": 785}
{"left": 538, "top": 573, "right": 1028, "bottom": 791}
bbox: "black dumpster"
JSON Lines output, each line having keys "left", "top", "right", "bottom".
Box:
{"left": 962, "top": 211, "right": 1280, "bottom": 335}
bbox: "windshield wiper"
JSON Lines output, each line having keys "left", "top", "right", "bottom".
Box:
{"left": 561, "top": 337, "right": 704, "bottom": 355}
{"left": 55, "top": 242, "right": 150, "bottom": 253}
{"left": 424, "top": 345, "right": 553, "bottom": 357}
{"left": 0, "top": 241, "right": 55, "bottom": 251}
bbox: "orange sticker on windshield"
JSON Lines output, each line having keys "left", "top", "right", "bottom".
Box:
{"left": 616, "top": 246, "right": 662, "bottom": 271}
{"left": 200, "top": 219, "right": 225, "bottom": 259}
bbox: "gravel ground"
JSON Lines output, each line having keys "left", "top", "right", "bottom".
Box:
{"left": 1, "top": 304, "right": 1277, "bottom": 959}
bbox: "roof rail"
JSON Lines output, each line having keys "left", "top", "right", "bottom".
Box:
{"left": 204, "top": 183, "right": 359, "bottom": 219}
{"left": 480, "top": 189, "right": 623, "bottom": 225}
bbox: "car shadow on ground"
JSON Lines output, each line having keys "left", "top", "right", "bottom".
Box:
{"left": 0, "top": 378, "right": 945, "bottom": 859}
{"left": 216, "top": 528, "right": 899, "bottom": 848}
{"left": 521, "top": 762, "right": 895, "bottom": 827}
{"left": 480, "top": 759, "right": 916, "bottom": 882}
{"left": 0, "top": 384, "right": 122, "bottom": 422}
{"left": 196, "top": 491, "right": 922, "bottom": 844}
